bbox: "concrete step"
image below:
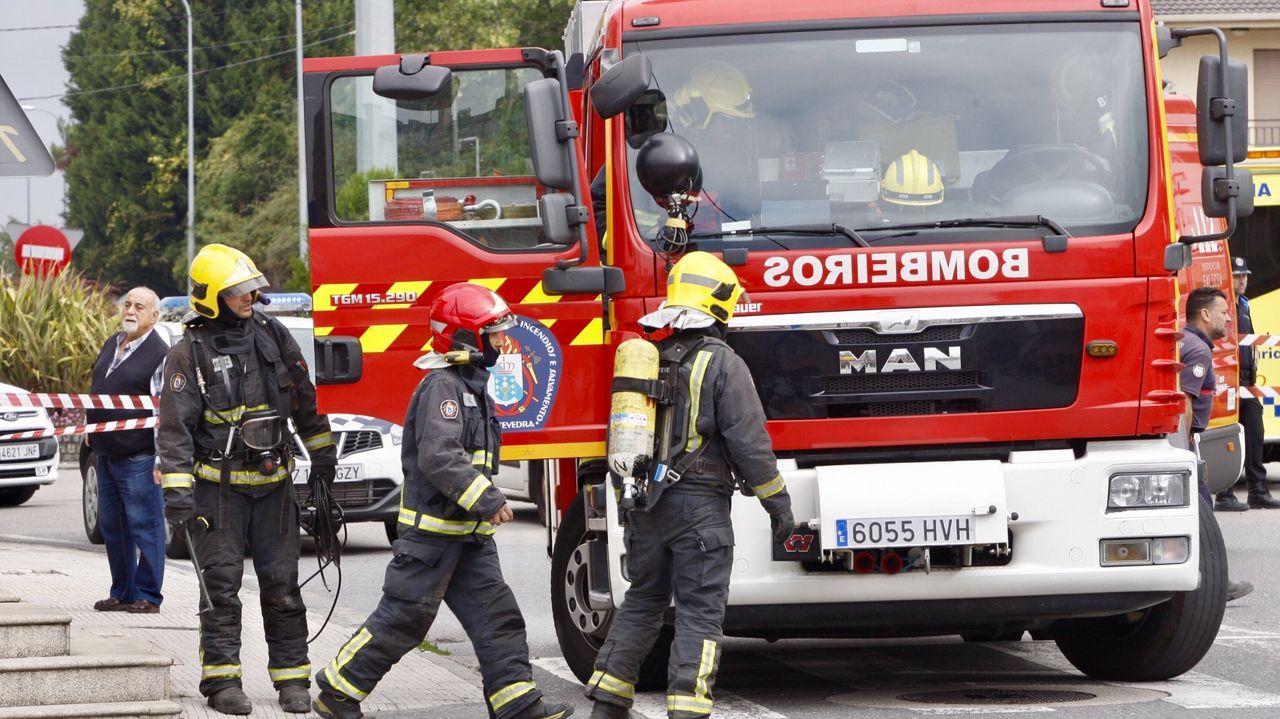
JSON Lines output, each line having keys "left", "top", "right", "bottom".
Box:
{"left": 0, "top": 604, "right": 71, "bottom": 659}
{"left": 0, "top": 589, "right": 19, "bottom": 603}
{"left": 0, "top": 700, "right": 182, "bottom": 719}
{"left": 0, "top": 629, "right": 173, "bottom": 708}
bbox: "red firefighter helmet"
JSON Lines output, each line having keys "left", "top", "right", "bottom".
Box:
{"left": 429, "top": 283, "right": 516, "bottom": 353}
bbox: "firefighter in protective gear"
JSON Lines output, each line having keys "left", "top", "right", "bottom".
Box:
{"left": 586, "top": 252, "right": 795, "bottom": 719}
{"left": 669, "top": 60, "right": 759, "bottom": 225}
{"left": 880, "top": 149, "right": 944, "bottom": 209}
{"left": 158, "top": 244, "right": 337, "bottom": 715}
{"left": 313, "top": 283, "right": 573, "bottom": 719}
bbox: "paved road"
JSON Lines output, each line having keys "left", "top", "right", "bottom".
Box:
{"left": 6, "top": 460, "right": 1280, "bottom": 718}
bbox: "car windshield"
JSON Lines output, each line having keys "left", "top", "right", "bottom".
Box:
{"left": 622, "top": 22, "right": 1149, "bottom": 249}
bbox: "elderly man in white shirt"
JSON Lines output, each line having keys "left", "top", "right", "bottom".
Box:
{"left": 87, "top": 287, "right": 170, "bottom": 614}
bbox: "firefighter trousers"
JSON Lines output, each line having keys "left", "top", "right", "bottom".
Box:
{"left": 586, "top": 490, "right": 734, "bottom": 719}
{"left": 316, "top": 536, "right": 544, "bottom": 719}
{"left": 192, "top": 477, "right": 310, "bottom": 696}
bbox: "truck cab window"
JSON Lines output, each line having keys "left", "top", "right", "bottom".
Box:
{"left": 328, "top": 66, "right": 553, "bottom": 250}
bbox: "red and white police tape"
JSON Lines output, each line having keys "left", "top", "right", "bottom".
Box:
{"left": 0, "top": 392, "right": 158, "bottom": 441}
{"left": 0, "top": 391, "right": 158, "bottom": 411}
{"left": 0, "top": 416, "right": 157, "bottom": 441}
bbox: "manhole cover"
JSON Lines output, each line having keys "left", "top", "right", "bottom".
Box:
{"left": 899, "top": 688, "right": 1096, "bottom": 705}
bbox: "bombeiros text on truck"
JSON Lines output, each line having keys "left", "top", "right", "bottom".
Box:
{"left": 302, "top": 0, "right": 1254, "bottom": 686}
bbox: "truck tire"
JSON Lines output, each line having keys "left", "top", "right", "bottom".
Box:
{"left": 0, "top": 485, "right": 38, "bottom": 507}
{"left": 552, "top": 491, "right": 672, "bottom": 690}
{"left": 1054, "top": 497, "right": 1226, "bottom": 680}
{"left": 80, "top": 449, "right": 105, "bottom": 544}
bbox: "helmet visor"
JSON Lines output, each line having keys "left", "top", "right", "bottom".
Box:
{"left": 483, "top": 313, "right": 517, "bottom": 335}
{"left": 220, "top": 274, "right": 268, "bottom": 299}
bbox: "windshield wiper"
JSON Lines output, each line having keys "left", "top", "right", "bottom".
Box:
{"left": 856, "top": 215, "right": 1070, "bottom": 251}
{"left": 692, "top": 223, "right": 869, "bottom": 248}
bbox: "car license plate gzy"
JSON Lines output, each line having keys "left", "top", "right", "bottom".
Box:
{"left": 835, "top": 515, "right": 976, "bottom": 549}
{"left": 292, "top": 464, "right": 363, "bottom": 483}
{"left": 0, "top": 443, "right": 40, "bottom": 461}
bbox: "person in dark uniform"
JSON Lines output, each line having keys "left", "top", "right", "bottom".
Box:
{"left": 586, "top": 251, "right": 795, "bottom": 719}
{"left": 89, "top": 286, "right": 169, "bottom": 614}
{"left": 1223, "top": 257, "right": 1280, "bottom": 509}
{"left": 158, "top": 244, "right": 337, "bottom": 715}
{"left": 1180, "top": 286, "right": 1253, "bottom": 602}
{"left": 313, "top": 283, "right": 572, "bottom": 719}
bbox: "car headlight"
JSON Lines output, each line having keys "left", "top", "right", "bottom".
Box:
{"left": 1107, "top": 471, "right": 1189, "bottom": 510}
{"left": 390, "top": 425, "right": 403, "bottom": 446}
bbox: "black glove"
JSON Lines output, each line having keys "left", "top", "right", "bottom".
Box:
{"left": 770, "top": 509, "right": 796, "bottom": 544}
{"left": 164, "top": 496, "right": 194, "bottom": 525}
{"left": 310, "top": 463, "right": 336, "bottom": 486}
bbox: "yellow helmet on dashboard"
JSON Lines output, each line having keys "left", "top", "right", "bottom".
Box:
{"left": 666, "top": 251, "right": 744, "bottom": 323}
{"left": 672, "top": 60, "right": 755, "bottom": 131}
{"left": 881, "top": 149, "right": 944, "bottom": 207}
{"left": 189, "top": 244, "right": 269, "bottom": 319}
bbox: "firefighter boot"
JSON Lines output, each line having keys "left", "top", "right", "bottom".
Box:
{"left": 511, "top": 699, "right": 576, "bottom": 719}
{"left": 313, "top": 690, "right": 364, "bottom": 719}
{"left": 590, "top": 700, "right": 631, "bottom": 719}
{"left": 278, "top": 685, "right": 311, "bottom": 713}
{"left": 207, "top": 686, "right": 252, "bottom": 715}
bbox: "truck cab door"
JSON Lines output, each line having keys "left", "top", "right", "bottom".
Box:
{"left": 304, "top": 48, "right": 609, "bottom": 460}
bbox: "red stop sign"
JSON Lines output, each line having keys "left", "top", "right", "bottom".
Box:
{"left": 14, "top": 225, "right": 71, "bottom": 276}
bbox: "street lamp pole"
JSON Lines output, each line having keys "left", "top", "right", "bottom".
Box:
{"left": 20, "top": 105, "right": 59, "bottom": 224}
{"left": 180, "top": 0, "right": 194, "bottom": 279}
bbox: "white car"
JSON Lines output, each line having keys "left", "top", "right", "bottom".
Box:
{"left": 0, "top": 381, "right": 60, "bottom": 507}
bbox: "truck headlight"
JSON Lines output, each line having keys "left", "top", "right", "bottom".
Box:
{"left": 1107, "top": 471, "right": 1189, "bottom": 510}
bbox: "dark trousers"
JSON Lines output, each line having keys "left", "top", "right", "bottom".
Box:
{"left": 316, "top": 536, "right": 542, "bottom": 719}
{"left": 192, "top": 478, "right": 309, "bottom": 696}
{"left": 1240, "top": 397, "right": 1272, "bottom": 497}
{"left": 586, "top": 491, "right": 734, "bottom": 719}
{"left": 97, "top": 453, "right": 165, "bottom": 605}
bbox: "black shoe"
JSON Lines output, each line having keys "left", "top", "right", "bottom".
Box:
{"left": 208, "top": 686, "right": 252, "bottom": 715}
{"left": 278, "top": 685, "right": 311, "bottom": 713}
{"left": 1215, "top": 493, "right": 1249, "bottom": 512}
{"left": 313, "top": 691, "right": 364, "bottom": 719}
{"left": 1248, "top": 493, "right": 1280, "bottom": 509}
{"left": 512, "top": 700, "right": 576, "bottom": 719}
{"left": 1227, "top": 580, "right": 1255, "bottom": 603}
{"left": 590, "top": 701, "right": 631, "bottom": 719}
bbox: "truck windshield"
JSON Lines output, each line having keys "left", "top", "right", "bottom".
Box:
{"left": 622, "top": 22, "right": 1149, "bottom": 249}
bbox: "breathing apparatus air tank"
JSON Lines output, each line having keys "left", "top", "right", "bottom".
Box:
{"left": 608, "top": 338, "right": 660, "bottom": 511}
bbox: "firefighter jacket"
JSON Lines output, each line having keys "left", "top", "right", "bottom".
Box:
{"left": 158, "top": 310, "right": 336, "bottom": 503}
{"left": 659, "top": 329, "right": 791, "bottom": 516}
{"left": 397, "top": 362, "right": 509, "bottom": 540}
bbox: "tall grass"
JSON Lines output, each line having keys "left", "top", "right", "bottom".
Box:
{"left": 0, "top": 270, "right": 118, "bottom": 393}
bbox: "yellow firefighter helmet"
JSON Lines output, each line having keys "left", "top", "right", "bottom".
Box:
{"left": 881, "top": 149, "right": 944, "bottom": 207}
{"left": 666, "top": 251, "right": 744, "bottom": 323}
{"left": 671, "top": 60, "right": 755, "bottom": 131}
{"left": 188, "top": 244, "right": 269, "bottom": 319}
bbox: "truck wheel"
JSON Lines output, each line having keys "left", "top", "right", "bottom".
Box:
{"left": 0, "top": 485, "right": 37, "bottom": 507}
{"left": 1054, "top": 497, "right": 1226, "bottom": 680}
{"left": 80, "top": 449, "right": 104, "bottom": 544}
{"left": 552, "top": 491, "right": 672, "bottom": 690}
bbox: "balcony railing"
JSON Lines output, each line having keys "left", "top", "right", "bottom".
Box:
{"left": 1250, "top": 120, "right": 1280, "bottom": 148}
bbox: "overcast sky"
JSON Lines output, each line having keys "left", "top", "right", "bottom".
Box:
{"left": 0, "top": 0, "right": 82, "bottom": 230}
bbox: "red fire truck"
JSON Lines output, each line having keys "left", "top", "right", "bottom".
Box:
{"left": 303, "top": 0, "right": 1251, "bottom": 684}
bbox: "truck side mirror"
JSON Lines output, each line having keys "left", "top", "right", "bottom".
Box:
{"left": 1202, "top": 166, "right": 1254, "bottom": 219}
{"left": 372, "top": 55, "right": 453, "bottom": 101}
{"left": 1196, "top": 54, "right": 1248, "bottom": 166}
{"left": 525, "top": 78, "right": 577, "bottom": 190}
{"left": 590, "top": 53, "right": 653, "bottom": 119}
{"left": 539, "top": 192, "right": 586, "bottom": 246}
